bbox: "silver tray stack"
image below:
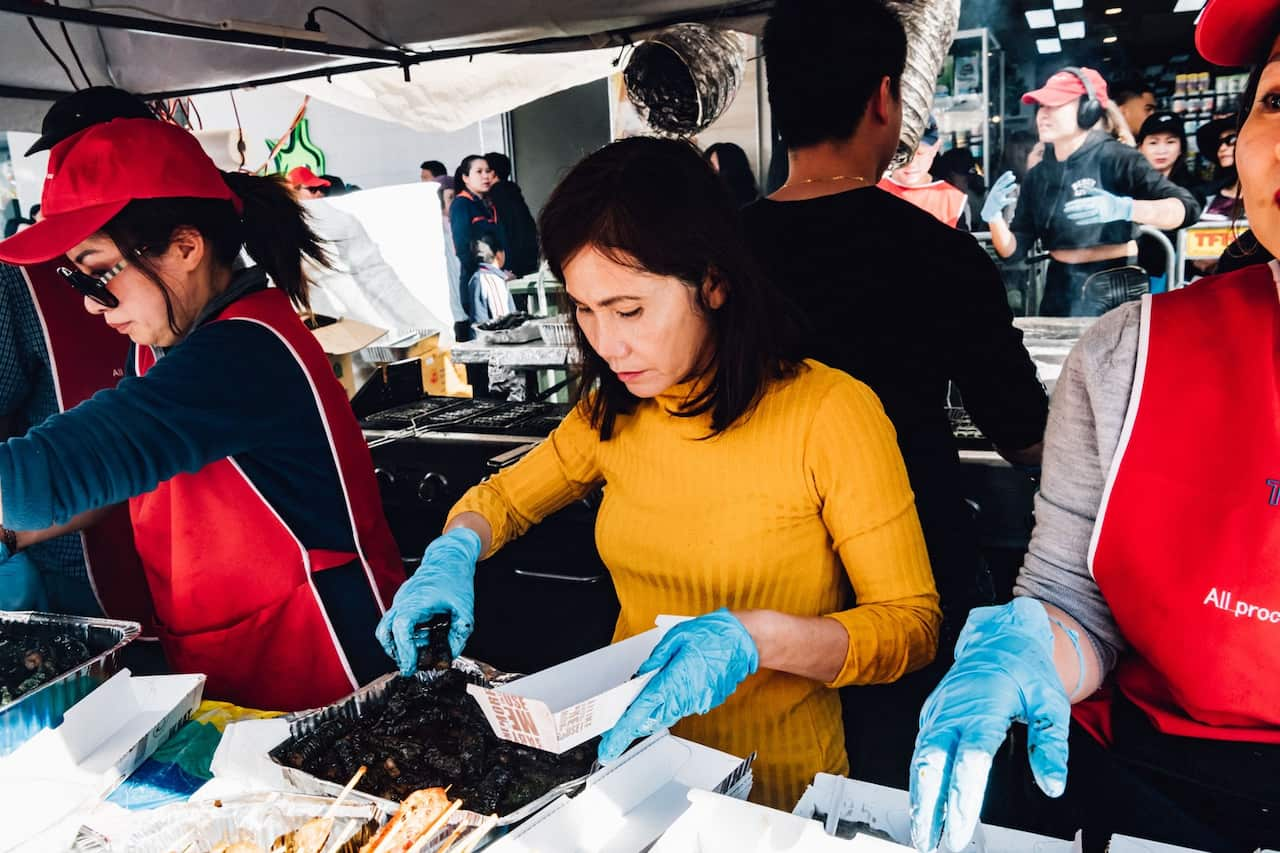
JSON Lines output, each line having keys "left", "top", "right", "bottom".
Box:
{"left": 0, "top": 611, "right": 141, "bottom": 756}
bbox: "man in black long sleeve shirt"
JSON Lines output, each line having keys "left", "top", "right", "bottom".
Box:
{"left": 744, "top": 0, "right": 1049, "bottom": 787}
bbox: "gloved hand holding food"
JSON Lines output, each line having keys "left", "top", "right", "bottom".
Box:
{"left": 597, "top": 609, "right": 759, "bottom": 763}
{"left": 909, "top": 598, "right": 1070, "bottom": 853}
{"left": 1062, "top": 186, "right": 1135, "bottom": 225}
{"left": 375, "top": 527, "right": 482, "bottom": 675}
{"left": 980, "top": 171, "right": 1019, "bottom": 223}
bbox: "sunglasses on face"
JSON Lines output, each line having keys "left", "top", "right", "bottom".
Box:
{"left": 1220, "top": 134, "right": 1238, "bottom": 147}
{"left": 295, "top": 185, "right": 324, "bottom": 195}
{"left": 56, "top": 257, "right": 129, "bottom": 308}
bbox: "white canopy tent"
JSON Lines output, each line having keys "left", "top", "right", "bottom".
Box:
{"left": 0, "top": 0, "right": 767, "bottom": 134}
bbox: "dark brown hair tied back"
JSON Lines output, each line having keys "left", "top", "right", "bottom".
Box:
{"left": 101, "top": 173, "right": 331, "bottom": 337}
{"left": 220, "top": 171, "right": 330, "bottom": 309}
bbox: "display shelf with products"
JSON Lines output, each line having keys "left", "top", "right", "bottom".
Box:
{"left": 933, "top": 28, "right": 1003, "bottom": 180}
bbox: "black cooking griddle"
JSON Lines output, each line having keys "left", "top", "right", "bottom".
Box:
{"left": 360, "top": 396, "right": 569, "bottom": 438}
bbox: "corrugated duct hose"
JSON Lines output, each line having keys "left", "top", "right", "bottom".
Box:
{"left": 621, "top": 1, "right": 961, "bottom": 164}
{"left": 623, "top": 23, "right": 745, "bottom": 136}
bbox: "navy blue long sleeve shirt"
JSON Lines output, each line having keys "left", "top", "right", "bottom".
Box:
{"left": 0, "top": 269, "right": 354, "bottom": 552}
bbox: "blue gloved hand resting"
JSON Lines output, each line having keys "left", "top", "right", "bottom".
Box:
{"left": 597, "top": 609, "right": 759, "bottom": 764}
{"left": 0, "top": 550, "right": 46, "bottom": 611}
{"left": 375, "top": 527, "right": 482, "bottom": 675}
{"left": 1062, "top": 186, "right": 1134, "bottom": 225}
{"left": 980, "top": 171, "right": 1018, "bottom": 223}
{"left": 910, "top": 598, "right": 1070, "bottom": 853}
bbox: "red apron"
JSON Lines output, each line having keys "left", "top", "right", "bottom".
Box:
{"left": 129, "top": 289, "right": 403, "bottom": 710}
{"left": 876, "top": 179, "right": 968, "bottom": 227}
{"left": 20, "top": 261, "right": 155, "bottom": 632}
{"left": 1085, "top": 261, "right": 1280, "bottom": 744}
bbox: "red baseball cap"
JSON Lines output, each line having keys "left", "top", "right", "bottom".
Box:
{"left": 1022, "top": 67, "right": 1111, "bottom": 108}
{"left": 1197, "top": 0, "right": 1280, "bottom": 66}
{"left": 287, "top": 165, "right": 330, "bottom": 188}
{"left": 0, "top": 118, "right": 241, "bottom": 266}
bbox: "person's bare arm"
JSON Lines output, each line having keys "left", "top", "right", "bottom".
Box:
{"left": 1132, "top": 197, "right": 1191, "bottom": 230}
{"left": 1042, "top": 601, "right": 1106, "bottom": 701}
{"left": 443, "top": 511, "right": 494, "bottom": 559}
{"left": 9, "top": 506, "right": 115, "bottom": 550}
{"left": 734, "top": 610, "right": 851, "bottom": 683}
{"left": 988, "top": 216, "right": 1018, "bottom": 258}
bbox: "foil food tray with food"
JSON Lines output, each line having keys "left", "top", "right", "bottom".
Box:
{"left": 73, "top": 791, "right": 387, "bottom": 853}
{"left": 269, "top": 659, "right": 591, "bottom": 830}
{"left": 0, "top": 611, "right": 141, "bottom": 756}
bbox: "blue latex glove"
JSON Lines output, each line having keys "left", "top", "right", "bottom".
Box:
{"left": 980, "top": 171, "right": 1018, "bottom": 223}
{"left": 597, "top": 609, "right": 759, "bottom": 763}
{"left": 1062, "top": 187, "right": 1134, "bottom": 225}
{"left": 910, "top": 598, "right": 1070, "bottom": 853}
{"left": 0, "top": 546, "right": 46, "bottom": 611}
{"left": 375, "top": 527, "right": 482, "bottom": 675}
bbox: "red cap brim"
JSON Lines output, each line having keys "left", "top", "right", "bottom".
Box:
{"left": 1021, "top": 87, "right": 1080, "bottom": 107}
{"left": 0, "top": 200, "right": 128, "bottom": 265}
{"left": 1196, "top": 0, "right": 1280, "bottom": 66}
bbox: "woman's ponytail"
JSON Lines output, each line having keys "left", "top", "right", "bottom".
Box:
{"left": 221, "top": 171, "right": 331, "bottom": 310}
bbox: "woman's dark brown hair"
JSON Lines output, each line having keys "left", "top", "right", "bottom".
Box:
{"left": 101, "top": 173, "right": 329, "bottom": 336}
{"left": 539, "top": 135, "right": 805, "bottom": 440}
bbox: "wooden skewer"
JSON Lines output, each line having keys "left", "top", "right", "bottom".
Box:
{"left": 323, "top": 764, "right": 367, "bottom": 821}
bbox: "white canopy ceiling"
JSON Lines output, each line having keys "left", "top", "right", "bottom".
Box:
{"left": 0, "top": 0, "right": 767, "bottom": 132}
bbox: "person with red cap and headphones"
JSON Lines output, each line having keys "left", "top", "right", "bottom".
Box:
{"left": 982, "top": 67, "right": 1200, "bottom": 316}
{"left": 909, "top": 4, "right": 1280, "bottom": 850}
{"left": 0, "top": 117, "right": 404, "bottom": 711}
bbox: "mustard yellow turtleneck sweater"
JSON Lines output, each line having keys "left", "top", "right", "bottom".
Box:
{"left": 448, "top": 360, "right": 940, "bottom": 808}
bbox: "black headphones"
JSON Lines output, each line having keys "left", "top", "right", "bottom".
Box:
{"left": 1063, "top": 67, "right": 1104, "bottom": 130}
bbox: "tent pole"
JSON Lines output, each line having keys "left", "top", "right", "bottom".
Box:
{"left": 0, "top": 1, "right": 410, "bottom": 62}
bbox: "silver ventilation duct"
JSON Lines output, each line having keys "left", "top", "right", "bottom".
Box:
{"left": 885, "top": 0, "right": 963, "bottom": 167}
{"left": 623, "top": 23, "right": 747, "bottom": 136}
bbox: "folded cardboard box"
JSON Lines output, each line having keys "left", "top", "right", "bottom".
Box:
{"left": 488, "top": 730, "right": 753, "bottom": 853}
{"left": 0, "top": 671, "right": 204, "bottom": 849}
{"left": 309, "top": 315, "right": 387, "bottom": 398}
{"left": 467, "top": 616, "right": 687, "bottom": 754}
{"left": 792, "top": 774, "right": 1074, "bottom": 853}
{"left": 655, "top": 789, "right": 907, "bottom": 852}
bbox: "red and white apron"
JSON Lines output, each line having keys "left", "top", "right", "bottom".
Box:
{"left": 1083, "top": 260, "right": 1280, "bottom": 745}
{"left": 129, "top": 288, "right": 403, "bottom": 710}
{"left": 21, "top": 260, "right": 155, "bottom": 632}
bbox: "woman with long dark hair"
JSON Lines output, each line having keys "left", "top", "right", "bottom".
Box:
{"left": 704, "top": 141, "right": 761, "bottom": 207}
{"left": 449, "top": 154, "right": 502, "bottom": 342}
{"left": 377, "top": 136, "right": 940, "bottom": 809}
{"left": 0, "top": 118, "right": 403, "bottom": 711}
{"left": 909, "top": 2, "right": 1280, "bottom": 849}
{"left": 1195, "top": 115, "right": 1242, "bottom": 218}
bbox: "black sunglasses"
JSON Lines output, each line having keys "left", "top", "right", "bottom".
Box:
{"left": 56, "top": 258, "right": 127, "bottom": 308}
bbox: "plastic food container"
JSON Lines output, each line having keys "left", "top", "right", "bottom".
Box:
{"left": 0, "top": 611, "right": 140, "bottom": 756}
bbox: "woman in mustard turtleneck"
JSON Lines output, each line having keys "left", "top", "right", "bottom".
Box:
{"left": 377, "top": 137, "right": 940, "bottom": 808}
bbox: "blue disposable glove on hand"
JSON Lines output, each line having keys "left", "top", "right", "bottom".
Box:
{"left": 910, "top": 598, "right": 1070, "bottom": 853}
{"left": 0, "top": 550, "right": 46, "bottom": 611}
{"left": 597, "top": 609, "right": 759, "bottom": 763}
{"left": 1062, "top": 187, "right": 1134, "bottom": 225}
{"left": 375, "top": 527, "right": 482, "bottom": 675}
{"left": 980, "top": 171, "right": 1018, "bottom": 223}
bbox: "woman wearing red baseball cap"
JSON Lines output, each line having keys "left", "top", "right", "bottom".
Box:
{"left": 0, "top": 118, "right": 404, "bottom": 711}
{"left": 908, "top": 2, "right": 1280, "bottom": 851}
